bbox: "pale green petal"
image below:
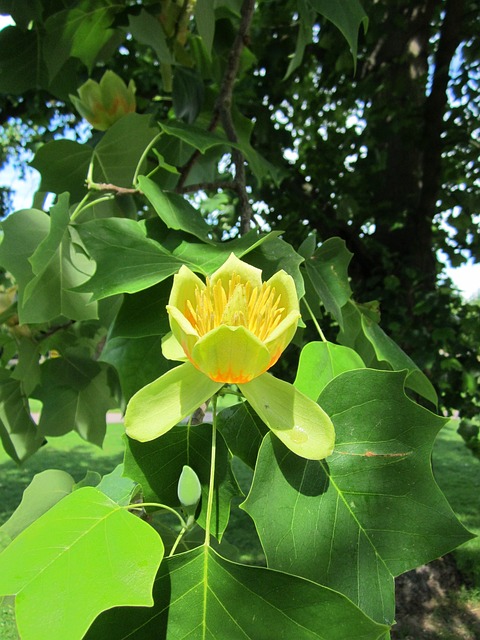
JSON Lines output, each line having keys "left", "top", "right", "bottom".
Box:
{"left": 169, "top": 265, "right": 205, "bottom": 311}
{"left": 167, "top": 304, "right": 199, "bottom": 360}
{"left": 210, "top": 253, "right": 262, "bottom": 289}
{"left": 191, "top": 325, "right": 271, "bottom": 383}
{"left": 239, "top": 373, "right": 335, "bottom": 460}
{"left": 161, "top": 331, "right": 188, "bottom": 362}
{"left": 266, "top": 269, "right": 300, "bottom": 313}
{"left": 125, "top": 363, "right": 222, "bottom": 442}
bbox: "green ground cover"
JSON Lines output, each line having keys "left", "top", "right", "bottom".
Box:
{"left": 0, "top": 417, "right": 479, "bottom": 639}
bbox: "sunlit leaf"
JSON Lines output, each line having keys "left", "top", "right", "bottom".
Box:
{"left": 294, "top": 340, "right": 365, "bottom": 400}
{"left": 243, "top": 369, "right": 473, "bottom": 624}
{"left": 87, "top": 546, "right": 389, "bottom": 639}
{"left": 0, "top": 487, "right": 164, "bottom": 640}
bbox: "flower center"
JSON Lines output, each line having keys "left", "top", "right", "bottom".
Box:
{"left": 185, "top": 274, "right": 285, "bottom": 341}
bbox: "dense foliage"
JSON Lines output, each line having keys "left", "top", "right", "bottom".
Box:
{"left": 0, "top": 1, "right": 477, "bottom": 638}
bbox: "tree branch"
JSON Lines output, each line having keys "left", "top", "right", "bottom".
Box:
{"left": 176, "top": 0, "right": 255, "bottom": 233}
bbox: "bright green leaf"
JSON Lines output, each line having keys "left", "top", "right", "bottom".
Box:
{"left": 87, "top": 546, "right": 389, "bottom": 639}
{"left": 158, "top": 120, "right": 234, "bottom": 154}
{"left": 0, "top": 470, "right": 75, "bottom": 540}
{"left": 0, "top": 487, "right": 164, "bottom": 640}
{"left": 294, "top": 340, "right": 365, "bottom": 401}
{"left": 243, "top": 369, "right": 473, "bottom": 624}
{"left": 96, "top": 464, "right": 138, "bottom": 506}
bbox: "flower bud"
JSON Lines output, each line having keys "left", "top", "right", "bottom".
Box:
{"left": 177, "top": 465, "right": 202, "bottom": 514}
{"left": 70, "top": 70, "right": 136, "bottom": 131}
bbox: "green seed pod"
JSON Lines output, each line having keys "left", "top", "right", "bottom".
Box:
{"left": 177, "top": 465, "right": 202, "bottom": 512}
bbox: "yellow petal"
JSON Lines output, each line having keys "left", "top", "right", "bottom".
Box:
{"left": 169, "top": 265, "right": 205, "bottom": 311}
{"left": 265, "top": 269, "right": 300, "bottom": 314}
{"left": 191, "top": 325, "right": 271, "bottom": 383}
{"left": 239, "top": 373, "right": 335, "bottom": 460}
{"left": 210, "top": 253, "right": 262, "bottom": 290}
{"left": 263, "top": 309, "right": 301, "bottom": 368}
{"left": 167, "top": 305, "right": 199, "bottom": 361}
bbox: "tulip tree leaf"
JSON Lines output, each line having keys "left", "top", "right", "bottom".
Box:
{"left": 30, "top": 140, "right": 91, "bottom": 202}
{"left": 86, "top": 546, "right": 389, "bottom": 639}
{"left": 248, "top": 236, "right": 305, "bottom": 298}
{"left": 100, "top": 335, "right": 170, "bottom": 401}
{"left": 158, "top": 120, "right": 235, "bottom": 154}
{"left": 74, "top": 218, "right": 183, "bottom": 300}
{"left": 161, "top": 229, "right": 283, "bottom": 275}
{"left": 294, "top": 340, "right": 365, "bottom": 401}
{"left": 138, "top": 176, "right": 212, "bottom": 241}
{"left": 243, "top": 369, "right": 473, "bottom": 625}
{"left": 308, "top": 0, "right": 368, "bottom": 63}
{"left": 305, "top": 237, "right": 353, "bottom": 329}
{"left": 96, "top": 464, "right": 138, "bottom": 507}
{"left": 34, "top": 356, "right": 118, "bottom": 446}
{"left": 125, "top": 423, "right": 240, "bottom": 541}
{"left": 217, "top": 401, "right": 268, "bottom": 469}
{"left": 110, "top": 282, "right": 171, "bottom": 339}
{"left": 339, "top": 300, "right": 438, "bottom": 406}
{"left": 92, "top": 114, "right": 159, "bottom": 188}
{"left": 0, "top": 487, "right": 164, "bottom": 640}
{"left": 21, "top": 193, "right": 98, "bottom": 323}
{"left": 0, "top": 470, "right": 75, "bottom": 540}
{"left": 0, "top": 371, "right": 44, "bottom": 463}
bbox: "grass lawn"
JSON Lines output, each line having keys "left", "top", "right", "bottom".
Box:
{"left": 0, "top": 417, "right": 479, "bottom": 638}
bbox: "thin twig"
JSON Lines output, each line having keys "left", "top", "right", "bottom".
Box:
{"left": 89, "top": 183, "right": 140, "bottom": 195}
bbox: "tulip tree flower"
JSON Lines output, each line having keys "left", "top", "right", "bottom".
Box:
{"left": 125, "top": 254, "right": 335, "bottom": 460}
{"left": 70, "top": 70, "right": 136, "bottom": 131}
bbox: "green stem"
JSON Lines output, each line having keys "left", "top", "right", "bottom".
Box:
{"left": 302, "top": 297, "right": 327, "bottom": 343}
{"left": 70, "top": 193, "right": 92, "bottom": 222}
{"left": 132, "top": 132, "right": 163, "bottom": 187}
{"left": 169, "top": 525, "right": 188, "bottom": 557}
{"left": 204, "top": 394, "right": 218, "bottom": 546}
{"left": 124, "top": 502, "right": 186, "bottom": 529}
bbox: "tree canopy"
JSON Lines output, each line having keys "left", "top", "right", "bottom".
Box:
{"left": 1, "top": 0, "right": 478, "bottom": 438}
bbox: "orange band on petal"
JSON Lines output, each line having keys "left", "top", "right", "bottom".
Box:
{"left": 209, "top": 367, "right": 255, "bottom": 384}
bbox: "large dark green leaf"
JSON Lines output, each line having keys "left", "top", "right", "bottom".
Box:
{"left": 100, "top": 335, "right": 170, "bottom": 401}
{"left": 87, "top": 546, "right": 389, "bottom": 639}
{"left": 0, "top": 487, "right": 164, "bottom": 640}
{"left": 34, "top": 355, "right": 118, "bottom": 446}
{"left": 158, "top": 120, "right": 235, "bottom": 154}
{"left": 74, "top": 218, "right": 183, "bottom": 300}
{"left": 248, "top": 235, "right": 305, "bottom": 298}
{"left": 127, "top": 9, "right": 173, "bottom": 64}
{"left": 0, "top": 26, "right": 44, "bottom": 93}
{"left": 305, "top": 237, "right": 353, "bottom": 329}
{"left": 0, "top": 371, "right": 44, "bottom": 463}
{"left": 125, "top": 424, "right": 240, "bottom": 541}
{"left": 243, "top": 369, "right": 473, "bottom": 624}
{"left": 110, "top": 282, "right": 171, "bottom": 339}
{"left": 173, "top": 67, "right": 205, "bottom": 124}
{"left": 31, "top": 140, "right": 91, "bottom": 202}
{"left": 217, "top": 401, "right": 268, "bottom": 469}
{"left": 308, "top": 0, "right": 368, "bottom": 62}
